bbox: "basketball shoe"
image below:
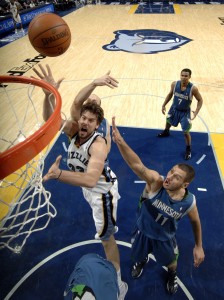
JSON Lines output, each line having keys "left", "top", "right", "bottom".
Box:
{"left": 157, "top": 130, "right": 170, "bottom": 137}
{"left": 131, "top": 255, "right": 150, "bottom": 279}
{"left": 167, "top": 269, "right": 178, "bottom": 294}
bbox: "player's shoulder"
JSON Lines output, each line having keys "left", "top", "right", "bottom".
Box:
{"left": 171, "top": 80, "right": 177, "bottom": 87}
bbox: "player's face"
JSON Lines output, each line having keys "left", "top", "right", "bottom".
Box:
{"left": 180, "top": 71, "right": 191, "bottom": 84}
{"left": 78, "top": 110, "right": 99, "bottom": 139}
{"left": 163, "top": 166, "right": 187, "bottom": 191}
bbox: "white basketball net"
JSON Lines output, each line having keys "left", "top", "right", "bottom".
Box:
{"left": 0, "top": 79, "right": 62, "bottom": 253}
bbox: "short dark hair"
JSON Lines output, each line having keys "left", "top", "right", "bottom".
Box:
{"left": 181, "top": 68, "right": 192, "bottom": 76}
{"left": 177, "top": 163, "right": 195, "bottom": 183}
{"left": 81, "top": 102, "right": 104, "bottom": 125}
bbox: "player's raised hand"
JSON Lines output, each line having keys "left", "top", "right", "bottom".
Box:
{"left": 112, "top": 116, "right": 123, "bottom": 144}
{"left": 32, "top": 64, "right": 64, "bottom": 94}
{"left": 93, "top": 71, "right": 119, "bottom": 88}
{"left": 43, "top": 155, "right": 63, "bottom": 182}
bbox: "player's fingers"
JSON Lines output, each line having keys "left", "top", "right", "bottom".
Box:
{"left": 109, "top": 76, "right": 119, "bottom": 84}
{"left": 55, "top": 155, "right": 62, "bottom": 166}
{"left": 46, "top": 64, "right": 52, "bottom": 77}
{"left": 57, "top": 78, "right": 65, "bottom": 87}
{"left": 42, "top": 174, "right": 49, "bottom": 182}
{"left": 39, "top": 64, "right": 47, "bottom": 77}
{"left": 32, "top": 68, "right": 43, "bottom": 79}
{"left": 106, "top": 79, "right": 118, "bottom": 88}
{"left": 112, "top": 117, "right": 117, "bottom": 132}
{"left": 30, "top": 75, "right": 40, "bottom": 81}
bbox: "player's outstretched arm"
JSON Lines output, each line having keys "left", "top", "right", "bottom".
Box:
{"left": 32, "top": 64, "right": 64, "bottom": 121}
{"left": 112, "top": 117, "right": 161, "bottom": 190}
{"left": 32, "top": 64, "right": 78, "bottom": 138}
{"left": 43, "top": 137, "right": 107, "bottom": 188}
{"left": 70, "top": 71, "right": 119, "bottom": 121}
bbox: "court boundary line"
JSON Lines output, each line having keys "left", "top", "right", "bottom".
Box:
{"left": 4, "top": 239, "right": 194, "bottom": 300}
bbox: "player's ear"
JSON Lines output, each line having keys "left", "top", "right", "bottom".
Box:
{"left": 183, "top": 182, "right": 189, "bottom": 188}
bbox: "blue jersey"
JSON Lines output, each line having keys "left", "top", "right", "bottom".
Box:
{"left": 172, "top": 80, "right": 194, "bottom": 111}
{"left": 64, "top": 253, "right": 119, "bottom": 300}
{"left": 136, "top": 186, "right": 195, "bottom": 241}
{"left": 97, "top": 118, "right": 108, "bottom": 138}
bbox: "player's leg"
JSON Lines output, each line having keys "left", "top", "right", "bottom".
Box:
{"left": 154, "top": 238, "right": 179, "bottom": 294}
{"left": 157, "top": 121, "right": 171, "bottom": 137}
{"left": 12, "top": 19, "right": 17, "bottom": 33}
{"left": 184, "top": 132, "right": 192, "bottom": 160}
{"left": 130, "top": 230, "right": 152, "bottom": 279}
{"left": 157, "top": 107, "right": 177, "bottom": 137}
{"left": 101, "top": 235, "right": 128, "bottom": 299}
{"left": 19, "top": 20, "right": 24, "bottom": 32}
{"left": 101, "top": 235, "right": 120, "bottom": 271}
{"left": 91, "top": 183, "right": 120, "bottom": 269}
{"left": 181, "top": 113, "right": 192, "bottom": 160}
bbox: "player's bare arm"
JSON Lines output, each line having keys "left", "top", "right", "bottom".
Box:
{"left": 70, "top": 71, "right": 119, "bottom": 121}
{"left": 187, "top": 205, "right": 205, "bottom": 267}
{"left": 32, "top": 64, "right": 64, "bottom": 94}
{"left": 112, "top": 116, "right": 161, "bottom": 191}
{"left": 161, "top": 81, "right": 175, "bottom": 114}
{"left": 32, "top": 64, "right": 65, "bottom": 123}
{"left": 43, "top": 138, "right": 106, "bottom": 187}
{"left": 191, "top": 86, "right": 203, "bottom": 120}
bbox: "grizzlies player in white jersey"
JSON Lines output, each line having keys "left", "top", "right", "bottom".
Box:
{"left": 32, "top": 64, "right": 113, "bottom": 154}
{"left": 39, "top": 67, "right": 128, "bottom": 298}
{"left": 8, "top": 0, "right": 24, "bottom": 33}
{"left": 112, "top": 116, "right": 204, "bottom": 295}
{"left": 158, "top": 68, "right": 203, "bottom": 160}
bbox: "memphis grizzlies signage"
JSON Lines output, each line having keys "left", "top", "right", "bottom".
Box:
{"left": 103, "top": 29, "right": 192, "bottom": 54}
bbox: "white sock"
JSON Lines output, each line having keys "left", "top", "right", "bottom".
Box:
{"left": 117, "top": 269, "right": 122, "bottom": 287}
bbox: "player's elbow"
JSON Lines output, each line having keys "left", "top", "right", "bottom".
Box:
{"left": 83, "top": 176, "right": 98, "bottom": 188}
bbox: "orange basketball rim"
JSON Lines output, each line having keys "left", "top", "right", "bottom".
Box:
{"left": 0, "top": 76, "right": 62, "bottom": 180}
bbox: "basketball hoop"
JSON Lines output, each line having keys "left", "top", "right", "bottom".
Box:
{"left": 0, "top": 75, "right": 63, "bottom": 253}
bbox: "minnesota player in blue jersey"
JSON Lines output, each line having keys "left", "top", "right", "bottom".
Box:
{"left": 158, "top": 68, "right": 203, "bottom": 160}
{"left": 112, "top": 116, "right": 205, "bottom": 295}
{"left": 64, "top": 253, "right": 122, "bottom": 300}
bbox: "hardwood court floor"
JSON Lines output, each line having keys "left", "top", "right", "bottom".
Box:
{"left": 1, "top": 3, "right": 223, "bottom": 178}
{"left": 0, "top": 4, "right": 224, "bottom": 131}
{"left": 0, "top": 4, "right": 224, "bottom": 133}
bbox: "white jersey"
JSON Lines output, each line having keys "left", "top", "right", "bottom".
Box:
{"left": 67, "top": 132, "right": 117, "bottom": 194}
{"left": 9, "top": 2, "right": 21, "bottom": 23}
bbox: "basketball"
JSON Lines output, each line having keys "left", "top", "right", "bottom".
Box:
{"left": 28, "top": 13, "right": 71, "bottom": 57}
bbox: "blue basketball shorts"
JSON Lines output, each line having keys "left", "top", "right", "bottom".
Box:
{"left": 167, "top": 108, "right": 192, "bottom": 133}
{"left": 131, "top": 230, "right": 179, "bottom": 267}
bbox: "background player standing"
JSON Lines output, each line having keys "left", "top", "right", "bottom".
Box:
{"left": 8, "top": 0, "right": 24, "bottom": 33}
{"left": 158, "top": 68, "right": 203, "bottom": 160}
